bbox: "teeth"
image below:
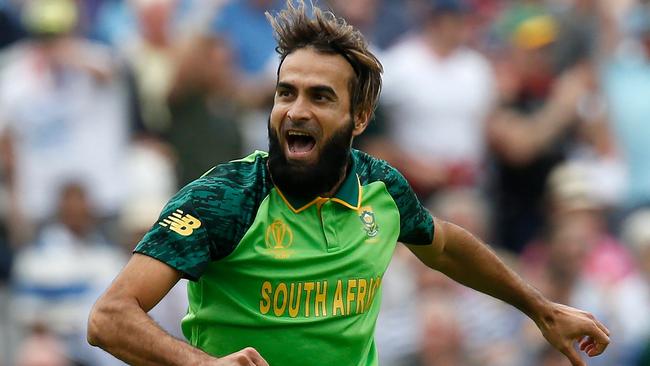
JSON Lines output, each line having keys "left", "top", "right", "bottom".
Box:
{"left": 287, "top": 131, "right": 311, "bottom": 137}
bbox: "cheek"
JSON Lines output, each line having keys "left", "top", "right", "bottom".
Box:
{"left": 269, "top": 106, "right": 285, "bottom": 129}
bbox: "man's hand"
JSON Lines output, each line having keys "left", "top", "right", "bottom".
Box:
{"left": 406, "top": 220, "right": 611, "bottom": 366}
{"left": 210, "top": 348, "right": 269, "bottom": 366}
{"left": 536, "top": 303, "right": 610, "bottom": 366}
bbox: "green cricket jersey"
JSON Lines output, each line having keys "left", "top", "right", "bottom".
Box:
{"left": 135, "top": 149, "right": 434, "bottom": 366}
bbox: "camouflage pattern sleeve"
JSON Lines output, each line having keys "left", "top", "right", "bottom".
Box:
{"left": 134, "top": 153, "right": 272, "bottom": 280}
{"left": 134, "top": 184, "right": 213, "bottom": 280}
{"left": 383, "top": 163, "right": 434, "bottom": 245}
{"left": 356, "top": 150, "right": 434, "bottom": 245}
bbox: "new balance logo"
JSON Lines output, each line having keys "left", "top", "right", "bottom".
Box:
{"left": 159, "top": 209, "right": 201, "bottom": 236}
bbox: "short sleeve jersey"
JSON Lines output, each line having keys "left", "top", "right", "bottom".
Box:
{"left": 135, "top": 149, "right": 434, "bottom": 366}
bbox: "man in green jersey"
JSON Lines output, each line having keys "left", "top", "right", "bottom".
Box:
{"left": 87, "top": 1, "right": 610, "bottom": 365}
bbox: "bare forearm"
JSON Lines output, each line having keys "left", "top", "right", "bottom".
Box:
{"left": 408, "top": 219, "right": 611, "bottom": 364}
{"left": 408, "top": 220, "right": 549, "bottom": 321}
{"left": 88, "top": 297, "right": 212, "bottom": 366}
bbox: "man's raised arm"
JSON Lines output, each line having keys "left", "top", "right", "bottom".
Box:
{"left": 406, "top": 218, "right": 610, "bottom": 366}
{"left": 87, "top": 253, "right": 268, "bottom": 366}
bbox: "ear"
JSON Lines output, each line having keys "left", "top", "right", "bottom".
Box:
{"left": 352, "top": 111, "right": 370, "bottom": 137}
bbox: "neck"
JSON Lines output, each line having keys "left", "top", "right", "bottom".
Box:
{"left": 323, "top": 160, "right": 350, "bottom": 197}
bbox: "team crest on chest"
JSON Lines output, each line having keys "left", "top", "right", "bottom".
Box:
{"left": 359, "top": 207, "right": 379, "bottom": 238}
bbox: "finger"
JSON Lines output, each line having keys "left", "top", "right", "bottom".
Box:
{"left": 561, "top": 345, "right": 586, "bottom": 366}
{"left": 580, "top": 333, "right": 607, "bottom": 357}
{"left": 589, "top": 346, "right": 605, "bottom": 357}
{"left": 588, "top": 340, "right": 609, "bottom": 357}
{"left": 579, "top": 337, "right": 592, "bottom": 351}
{"left": 592, "top": 318, "right": 610, "bottom": 337}
{"left": 243, "top": 347, "right": 269, "bottom": 366}
{"left": 583, "top": 311, "right": 610, "bottom": 337}
{"left": 586, "top": 323, "right": 610, "bottom": 347}
{"left": 253, "top": 355, "right": 269, "bottom": 366}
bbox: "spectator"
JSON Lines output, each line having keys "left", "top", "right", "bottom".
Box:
{"left": 600, "top": 2, "right": 650, "bottom": 210}
{"left": 523, "top": 161, "right": 646, "bottom": 364}
{"left": 487, "top": 8, "right": 593, "bottom": 252}
{"left": 11, "top": 182, "right": 125, "bottom": 365}
{"left": 520, "top": 217, "right": 615, "bottom": 365}
{"left": 542, "top": 162, "right": 633, "bottom": 286}
{"left": 426, "top": 188, "right": 526, "bottom": 366}
{"left": 121, "top": 0, "right": 180, "bottom": 134}
{"left": 0, "top": 0, "right": 130, "bottom": 242}
{"left": 379, "top": 0, "right": 496, "bottom": 200}
{"left": 540, "top": 0, "right": 601, "bottom": 73}
{"left": 167, "top": 33, "right": 244, "bottom": 185}
{"left": 211, "top": 0, "right": 293, "bottom": 153}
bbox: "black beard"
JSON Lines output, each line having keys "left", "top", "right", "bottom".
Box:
{"left": 268, "top": 119, "right": 353, "bottom": 200}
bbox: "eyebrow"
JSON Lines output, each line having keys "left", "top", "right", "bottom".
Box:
{"left": 276, "top": 82, "right": 296, "bottom": 91}
{"left": 309, "top": 85, "right": 337, "bottom": 99}
{"left": 277, "top": 82, "right": 337, "bottom": 98}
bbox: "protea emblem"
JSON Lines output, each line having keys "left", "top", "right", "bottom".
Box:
{"left": 359, "top": 210, "right": 378, "bottom": 237}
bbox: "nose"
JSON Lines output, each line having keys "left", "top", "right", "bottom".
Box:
{"left": 286, "top": 95, "right": 312, "bottom": 122}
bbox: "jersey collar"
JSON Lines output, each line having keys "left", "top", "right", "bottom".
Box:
{"left": 274, "top": 155, "right": 362, "bottom": 214}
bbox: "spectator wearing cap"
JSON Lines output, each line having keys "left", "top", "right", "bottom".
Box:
{"left": 487, "top": 6, "right": 596, "bottom": 253}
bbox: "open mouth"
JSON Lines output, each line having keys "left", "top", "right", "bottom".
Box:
{"left": 286, "top": 130, "right": 316, "bottom": 157}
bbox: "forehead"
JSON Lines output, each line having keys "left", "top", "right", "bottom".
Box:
{"left": 278, "top": 47, "right": 355, "bottom": 93}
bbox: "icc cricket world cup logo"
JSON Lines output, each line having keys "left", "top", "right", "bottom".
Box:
{"left": 265, "top": 219, "right": 294, "bottom": 253}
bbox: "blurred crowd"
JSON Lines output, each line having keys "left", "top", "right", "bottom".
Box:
{"left": 0, "top": 0, "right": 649, "bottom": 365}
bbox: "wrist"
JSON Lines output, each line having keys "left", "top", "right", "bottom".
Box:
{"left": 522, "top": 287, "right": 554, "bottom": 326}
{"left": 184, "top": 348, "right": 217, "bottom": 366}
